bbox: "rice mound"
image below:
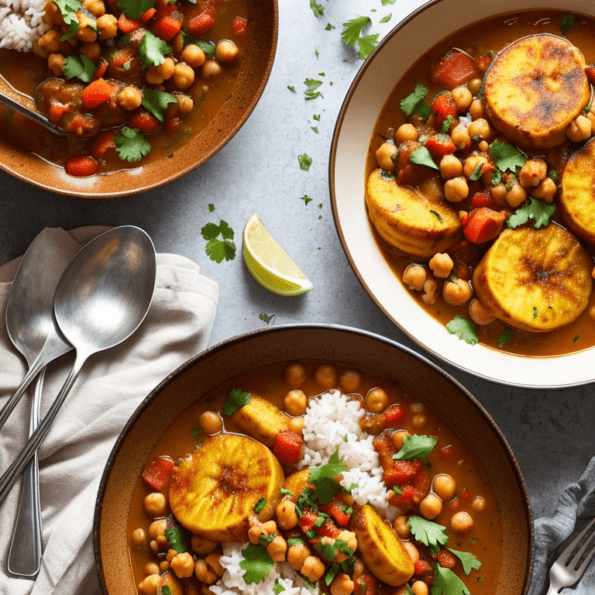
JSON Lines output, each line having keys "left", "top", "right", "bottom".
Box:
{"left": 0, "top": 0, "right": 50, "bottom": 52}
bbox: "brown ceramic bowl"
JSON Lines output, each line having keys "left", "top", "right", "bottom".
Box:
{"left": 94, "top": 324, "right": 533, "bottom": 594}
{"left": 0, "top": 0, "right": 277, "bottom": 198}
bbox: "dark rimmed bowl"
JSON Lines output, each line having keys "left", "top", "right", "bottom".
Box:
{"left": 0, "top": 0, "right": 277, "bottom": 198}
{"left": 93, "top": 324, "right": 533, "bottom": 594}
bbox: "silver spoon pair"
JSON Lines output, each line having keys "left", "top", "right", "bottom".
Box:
{"left": 0, "top": 226, "right": 156, "bottom": 578}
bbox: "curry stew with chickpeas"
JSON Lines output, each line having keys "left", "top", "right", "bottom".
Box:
{"left": 128, "top": 361, "right": 501, "bottom": 595}
{"left": 366, "top": 11, "right": 595, "bottom": 356}
{"left": 0, "top": 0, "right": 247, "bottom": 176}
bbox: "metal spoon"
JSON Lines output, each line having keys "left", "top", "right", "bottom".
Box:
{"left": 0, "top": 226, "right": 156, "bottom": 504}
{"left": 5, "top": 228, "right": 80, "bottom": 578}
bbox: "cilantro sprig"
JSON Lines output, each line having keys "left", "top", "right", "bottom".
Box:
{"left": 488, "top": 140, "right": 526, "bottom": 173}
{"left": 393, "top": 434, "right": 437, "bottom": 462}
{"left": 54, "top": 0, "right": 81, "bottom": 40}
{"left": 400, "top": 84, "right": 431, "bottom": 120}
{"left": 310, "top": 0, "right": 323, "bottom": 17}
{"left": 115, "top": 128, "right": 152, "bottom": 162}
{"left": 298, "top": 154, "right": 313, "bottom": 171}
{"left": 201, "top": 220, "right": 237, "bottom": 263}
{"left": 140, "top": 31, "right": 173, "bottom": 67}
{"left": 342, "top": 16, "right": 378, "bottom": 60}
{"left": 307, "top": 451, "right": 348, "bottom": 504}
{"left": 446, "top": 315, "right": 479, "bottom": 345}
{"left": 449, "top": 549, "right": 482, "bottom": 575}
{"left": 240, "top": 544, "right": 274, "bottom": 584}
{"left": 141, "top": 88, "right": 177, "bottom": 123}
{"left": 560, "top": 14, "right": 578, "bottom": 36}
{"left": 410, "top": 146, "right": 439, "bottom": 170}
{"left": 63, "top": 55, "right": 96, "bottom": 83}
{"left": 506, "top": 197, "right": 556, "bottom": 230}
{"left": 407, "top": 516, "right": 449, "bottom": 548}
{"left": 223, "top": 388, "right": 251, "bottom": 416}
{"left": 304, "top": 78, "right": 323, "bottom": 100}
{"left": 164, "top": 525, "right": 188, "bottom": 553}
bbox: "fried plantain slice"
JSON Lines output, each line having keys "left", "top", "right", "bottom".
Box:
{"left": 472, "top": 225, "right": 592, "bottom": 332}
{"left": 483, "top": 34, "right": 590, "bottom": 149}
{"left": 231, "top": 394, "right": 291, "bottom": 447}
{"left": 169, "top": 434, "right": 284, "bottom": 541}
{"left": 366, "top": 169, "right": 462, "bottom": 258}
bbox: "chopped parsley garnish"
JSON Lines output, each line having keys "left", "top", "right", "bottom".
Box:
{"left": 380, "top": 14, "right": 392, "bottom": 23}
{"left": 488, "top": 140, "right": 526, "bottom": 172}
{"left": 381, "top": 0, "right": 396, "bottom": 4}
{"left": 164, "top": 525, "right": 188, "bottom": 552}
{"left": 409, "top": 146, "right": 439, "bottom": 170}
{"left": 304, "top": 78, "right": 323, "bottom": 100}
{"left": 141, "top": 88, "right": 177, "bottom": 122}
{"left": 407, "top": 516, "right": 449, "bottom": 548}
{"left": 140, "top": 31, "right": 173, "bottom": 67}
{"left": 446, "top": 315, "right": 479, "bottom": 345}
{"left": 560, "top": 14, "right": 578, "bottom": 36}
{"left": 208, "top": 204, "right": 214, "bottom": 212}
{"left": 281, "top": 488, "right": 294, "bottom": 497}
{"left": 117, "top": 0, "right": 154, "bottom": 19}
{"left": 308, "top": 451, "right": 348, "bottom": 504}
{"left": 491, "top": 169, "right": 502, "bottom": 186}
{"left": 301, "top": 195, "right": 313, "bottom": 205}
{"left": 254, "top": 498, "right": 267, "bottom": 514}
{"left": 433, "top": 564, "right": 471, "bottom": 595}
{"left": 469, "top": 162, "right": 484, "bottom": 181}
{"left": 298, "top": 154, "right": 313, "bottom": 171}
{"left": 393, "top": 486, "right": 402, "bottom": 495}
{"left": 342, "top": 16, "right": 378, "bottom": 59}
{"left": 314, "top": 512, "right": 329, "bottom": 527}
{"left": 533, "top": 306, "right": 538, "bottom": 319}
{"left": 441, "top": 115, "right": 454, "bottom": 134}
{"left": 393, "top": 434, "right": 437, "bottom": 461}
{"left": 258, "top": 533, "right": 276, "bottom": 547}
{"left": 273, "top": 579, "right": 286, "bottom": 594}
{"left": 549, "top": 170, "right": 558, "bottom": 182}
{"left": 288, "top": 85, "right": 296, "bottom": 93}
{"left": 239, "top": 544, "right": 274, "bottom": 584}
{"left": 325, "top": 563, "right": 340, "bottom": 586}
{"left": 430, "top": 210, "right": 443, "bottom": 223}
{"left": 311, "top": 127, "right": 319, "bottom": 134}
{"left": 400, "top": 84, "right": 431, "bottom": 119}
{"left": 406, "top": 585, "right": 415, "bottom": 595}
{"left": 357, "top": 34, "right": 379, "bottom": 60}
{"left": 161, "top": 587, "right": 172, "bottom": 595}
{"left": 190, "top": 427, "right": 199, "bottom": 439}
{"left": 345, "top": 482, "right": 358, "bottom": 494}
{"left": 310, "top": 0, "right": 323, "bottom": 17}
{"left": 63, "top": 55, "right": 96, "bottom": 83}
{"left": 381, "top": 171, "right": 395, "bottom": 180}
{"left": 325, "top": 23, "right": 335, "bottom": 30}
{"left": 287, "top": 536, "right": 305, "bottom": 546}
{"left": 194, "top": 39, "right": 216, "bottom": 57}
{"left": 115, "top": 128, "right": 151, "bottom": 162}
{"left": 223, "top": 388, "right": 251, "bottom": 416}
{"left": 259, "top": 312, "right": 275, "bottom": 325}
{"left": 448, "top": 549, "right": 482, "bottom": 575}
{"left": 54, "top": 0, "right": 81, "bottom": 40}
{"left": 201, "top": 220, "right": 237, "bottom": 263}
{"left": 506, "top": 197, "right": 556, "bottom": 230}
{"left": 497, "top": 327, "right": 514, "bottom": 348}
{"left": 574, "top": 335, "right": 579, "bottom": 343}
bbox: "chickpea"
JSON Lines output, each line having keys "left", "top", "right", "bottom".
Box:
{"left": 410, "top": 402, "right": 424, "bottom": 413}
{"left": 159, "top": 560, "right": 169, "bottom": 572}
{"left": 195, "top": 559, "right": 217, "bottom": 584}
{"left": 366, "top": 387, "right": 389, "bottom": 413}
{"left": 463, "top": 155, "right": 487, "bottom": 179}
{"left": 146, "top": 562, "right": 160, "bottom": 575}
{"left": 439, "top": 154, "right": 463, "bottom": 180}
{"left": 450, "top": 124, "right": 471, "bottom": 150}
{"left": 179, "top": 43, "right": 206, "bottom": 69}
{"left": 395, "top": 123, "right": 419, "bottom": 144}
{"left": 79, "top": 41, "right": 101, "bottom": 62}
{"left": 451, "top": 511, "right": 474, "bottom": 534}
{"left": 340, "top": 370, "right": 361, "bottom": 393}
{"left": 83, "top": 0, "right": 105, "bottom": 16}
{"left": 519, "top": 158, "right": 547, "bottom": 187}
{"left": 284, "top": 362, "right": 306, "bottom": 388}
{"left": 421, "top": 277, "right": 438, "bottom": 305}
{"left": 472, "top": 496, "right": 486, "bottom": 512}
{"left": 403, "top": 541, "right": 419, "bottom": 563}
{"left": 394, "top": 515, "right": 411, "bottom": 539}
{"left": 144, "top": 492, "right": 168, "bottom": 518}
{"left": 444, "top": 177, "right": 469, "bottom": 202}
{"left": 156, "top": 535, "right": 169, "bottom": 550}
{"left": 394, "top": 587, "right": 408, "bottom": 595}
{"left": 159, "top": 57, "right": 175, "bottom": 80}
{"left": 202, "top": 60, "right": 222, "bottom": 79}
{"left": 149, "top": 519, "right": 167, "bottom": 539}
{"left": 288, "top": 543, "right": 311, "bottom": 570}
{"left": 276, "top": 500, "right": 299, "bottom": 530}
{"left": 132, "top": 528, "right": 147, "bottom": 549}
{"left": 38, "top": 28, "right": 61, "bottom": 53}
{"left": 469, "top": 298, "right": 495, "bottom": 325}
{"left": 443, "top": 279, "right": 473, "bottom": 306}
{"left": 490, "top": 183, "right": 507, "bottom": 206}
{"left": 138, "top": 574, "right": 160, "bottom": 595}
{"left": 216, "top": 39, "right": 239, "bottom": 62}
{"left": 506, "top": 183, "right": 527, "bottom": 208}
{"left": 376, "top": 142, "right": 397, "bottom": 171}
{"left": 149, "top": 540, "right": 159, "bottom": 554}
{"left": 42, "top": 2, "right": 64, "bottom": 26}
{"left": 171, "top": 552, "right": 195, "bottom": 578}
{"left": 191, "top": 536, "right": 217, "bottom": 555}
{"left": 337, "top": 530, "right": 358, "bottom": 555}
{"left": 403, "top": 264, "right": 427, "bottom": 291}
{"left": 532, "top": 177, "right": 557, "bottom": 203}
{"left": 47, "top": 53, "right": 65, "bottom": 76}
{"left": 433, "top": 474, "right": 456, "bottom": 500}
{"left": 199, "top": 411, "right": 222, "bottom": 435}
{"left": 288, "top": 416, "right": 305, "bottom": 434}
{"left": 284, "top": 390, "right": 308, "bottom": 416}
{"left": 267, "top": 535, "right": 288, "bottom": 562}
{"left": 392, "top": 429, "right": 409, "bottom": 450}
{"left": 411, "top": 413, "right": 426, "bottom": 429}
{"left": 176, "top": 94, "right": 193, "bottom": 115}
{"left": 352, "top": 559, "right": 365, "bottom": 581}
{"left": 412, "top": 580, "right": 430, "bottom": 595}
{"left": 451, "top": 86, "right": 473, "bottom": 112}
{"left": 206, "top": 553, "right": 224, "bottom": 577}
{"left": 166, "top": 549, "right": 177, "bottom": 563}
{"left": 301, "top": 556, "right": 325, "bottom": 582}
{"left": 467, "top": 118, "right": 491, "bottom": 141}
{"left": 568, "top": 115, "right": 592, "bottom": 142}
{"left": 478, "top": 140, "right": 489, "bottom": 152}
{"left": 590, "top": 303, "right": 595, "bottom": 323}
{"left": 118, "top": 86, "right": 142, "bottom": 110}
{"left": 315, "top": 364, "right": 337, "bottom": 389}
{"left": 429, "top": 253, "right": 454, "bottom": 278}
{"left": 330, "top": 573, "right": 355, "bottom": 595}
{"left": 248, "top": 520, "right": 276, "bottom": 544}
{"left": 76, "top": 24, "right": 97, "bottom": 43}
{"left": 469, "top": 98, "right": 485, "bottom": 120}
{"left": 146, "top": 65, "right": 165, "bottom": 85}
{"left": 96, "top": 14, "right": 118, "bottom": 39}
{"left": 172, "top": 63, "right": 194, "bottom": 90}
{"left": 467, "top": 78, "right": 483, "bottom": 96}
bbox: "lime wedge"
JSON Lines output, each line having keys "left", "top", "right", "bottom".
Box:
{"left": 243, "top": 213, "right": 313, "bottom": 296}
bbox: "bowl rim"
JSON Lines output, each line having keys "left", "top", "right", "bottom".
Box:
{"left": 0, "top": 0, "right": 279, "bottom": 198}
{"left": 92, "top": 322, "right": 534, "bottom": 595}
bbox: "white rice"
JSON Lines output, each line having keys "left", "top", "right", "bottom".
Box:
{"left": 0, "top": 0, "right": 50, "bottom": 52}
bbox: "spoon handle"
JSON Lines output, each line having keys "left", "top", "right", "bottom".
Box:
{"left": 7, "top": 369, "right": 45, "bottom": 578}
{"left": 0, "top": 354, "right": 86, "bottom": 505}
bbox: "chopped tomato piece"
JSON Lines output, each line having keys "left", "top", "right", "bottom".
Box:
{"left": 128, "top": 110, "right": 161, "bottom": 134}
{"left": 389, "top": 483, "right": 416, "bottom": 509}
{"left": 65, "top": 156, "right": 99, "bottom": 177}
{"left": 165, "top": 117, "right": 182, "bottom": 131}
{"left": 319, "top": 503, "right": 351, "bottom": 528}
{"left": 48, "top": 102, "right": 70, "bottom": 122}
{"left": 476, "top": 53, "right": 493, "bottom": 72}
{"left": 463, "top": 207, "right": 506, "bottom": 244}
{"left": 383, "top": 460, "right": 417, "bottom": 488}
{"left": 118, "top": 12, "right": 142, "bottom": 33}
{"left": 432, "top": 49, "right": 478, "bottom": 89}
{"left": 298, "top": 508, "right": 318, "bottom": 533}
{"left": 153, "top": 13, "right": 183, "bottom": 41}
{"left": 232, "top": 15, "right": 247, "bottom": 36}
{"left": 433, "top": 550, "right": 456, "bottom": 568}
{"left": 82, "top": 78, "right": 113, "bottom": 110}
{"left": 317, "top": 518, "right": 342, "bottom": 539}
{"left": 381, "top": 403, "right": 406, "bottom": 429}
{"left": 431, "top": 92, "right": 458, "bottom": 128}
{"left": 272, "top": 430, "right": 303, "bottom": 466}
{"left": 469, "top": 190, "right": 498, "bottom": 210}
{"left": 91, "top": 130, "right": 118, "bottom": 159}
{"left": 586, "top": 66, "right": 595, "bottom": 85}
{"left": 354, "top": 573, "right": 378, "bottom": 595}
{"left": 424, "top": 134, "right": 456, "bottom": 159}
{"left": 461, "top": 488, "right": 471, "bottom": 501}
{"left": 93, "top": 59, "right": 108, "bottom": 80}
{"left": 142, "top": 455, "right": 175, "bottom": 490}
{"left": 141, "top": 7, "right": 157, "bottom": 21}
{"left": 414, "top": 560, "right": 433, "bottom": 576}
{"left": 448, "top": 497, "right": 461, "bottom": 512}
{"left": 187, "top": 11, "right": 215, "bottom": 35}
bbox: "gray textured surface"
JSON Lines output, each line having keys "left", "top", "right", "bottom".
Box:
{"left": 0, "top": 0, "right": 593, "bottom": 591}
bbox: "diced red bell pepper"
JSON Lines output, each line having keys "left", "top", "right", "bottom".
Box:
{"left": 424, "top": 134, "right": 456, "bottom": 159}
{"left": 317, "top": 518, "right": 341, "bottom": 539}
{"left": 142, "top": 456, "right": 175, "bottom": 490}
{"left": 383, "top": 460, "right": 417, "bottom": 488}
{"left": 187, "top": 11, "right": 215, "bottom": 35}
{"left": 431, "top": 92, "right": 458, "bottom": 128}
{"left": 48, "top": 102, "right": 70, "bottom": 122}
{"left": 94, "top": 59, "right": 108, "bottom": 80}
{"left": 232, "top": 15, "right": 247, "bottom": 37}
{"left": 128, "top": 110, "right": 161, "bottom": 134}
{"left": 82, "top": 77, "right": 113, "bottom": 110}
{"left": 64, "top": 156, "right": 99, "bottom": 177}
{"left": 118, "top": 12, "right": 142, "bottom": 33}
{"left": 141, "top": 7, "right": 157, "bottom": 21}
{"left": 432, "top": 49, "right": 478, "bottom": 89}
{"left": 153, "top": 12, "right": 183, "bottom": 41}
{"left": 354, "top": 573, "right": 378, "bottom": 595}
{"left": 414, "top": 560, "right": 433, "bottom": 577}
{"left": 586, "top": 66, "right": 595, "bottom": 85}
{"left": 272, "top": 430, "right": 303, "bottom": 466}
{"left": 448, "top": 497, "right": 461, "bottom": 512}
{"left": 299, "top": 508, "right": 318, "bottom": 533}
{"left": 463, "top": 207, "right": 506, "bottom": 244}
{"left": 461, "top": 488, "right": 471, "bottom": 501}
{"left": 319, "top": 503, "right": 351, "bottom": 528}
{"left": 441, "top": 445, "right": 454, "bottom": 462}
{"left": 433, "top": 550, "right": 456, "bottom": 569}
{"left": 91, "top": 130, "right": 118, "bottom": 159}
{"left": 381, "top": 403, "right": 406, "bottom": 429}
{"left": 469, "top": 190, "right": 498, "bottom": 210}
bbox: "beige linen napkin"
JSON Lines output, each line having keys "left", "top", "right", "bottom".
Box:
{"left": 0, "top": 227, "right": 218, "bottom": 595}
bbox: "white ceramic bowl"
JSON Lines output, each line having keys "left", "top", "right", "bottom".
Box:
{"left": 330, "top": 0, "right": 595, "bottom": 389}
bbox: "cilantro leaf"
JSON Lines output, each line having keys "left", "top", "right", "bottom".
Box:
{"left": 432, "top": 564, "right": 470, "bottom": 595}
{"left": 304, "top": 78, "right": 323, "bottom": 100}
{"left": 274, "top": 579, "right": 286, "bottom": 594}
{"left": 208, "top": 203, "right": 215, "bottom": 212}
{"left": 117, "top": 0, "right": 154, "bottom": 19}
{"left": 469, "top": 162, "right": 483, "bottom": 181}
{"left": 115, "top": 128, "right": 151, "bottom": 162}
{"left": 325, "top": 23, "right": 335, "bottom": 30}
{"left": 219, "top": 220, "right": 234, "bottom": 240}
{"left": 253, "top": 498, "right": 267, "bottom": 514}
{"left": 342, "top": 16, "right": 371, "bottom": 47}
{"left": 430, "top": 210, "right": 443, "bottom": 223}
{"left": 164, "top": 525, "right": 188, "bottom": 553}
{"left": 308, "top": 451, "right": 348, "bottom": 504}
{"left": 410, "top": 146, "right": 439, "bottom": 170}
{"left": 357, "top": 34, "right": 379, "bottom": 60}
{"left": 325, "top": 563, "right": 340, "bottom": 586}
{"left": 201, "top": 222, "right": 220, "bottom": 240}
{"left": 310, "top": 0, "right": 323, "bottom": 17}
{"left": 497, "top": 328, "right": 514, "bottom": 348}
{"left": 561, "top": 14, "right": 577, "bottom": 36}
{"left": 191, "top": 427, "right": 199, "bottom": 439}
{"left": 288, "top": 85, "right": 296, "bottom": 93}
{"left": 223, "top": 388, "right": 251, "bottom": 416}
{"left": 407, "top": 516, "right": 449, "bottom": 548}
{"left": 380, "top": 14, "right": 392, "bottom": 23}
{"left": 239, "top": 544, "right": 274, "bottom": 584}
{"left": 301, "top": 195, "right": 313, "bottom": 205}
{"left": 161, "top": 587, "right": 172, "bottom": 595}
{"left": 259, "top": 312, "right": 275, "bottom": 325}
{"left": 140, "top": 31, "right": 173, "bottom": 67}
{"left": 54, "top": 0, "right": 81, "bottom": 40}
{"left": 201, "top": 220, "right": 237, "bottom": 263}
{"left": 488, "top": 140, "right": 526, "bottom": 172}
{"left": 141, "top": 88, "right": 177, "bottom": 123}
{"left": 448, "top": 549, "right": 482, "bottom": 575}
{"left": 400, "top": 84, "right": 430, "bottom": 118}
{"left": 381, "top": 0, "right": 396, "bottom": 4}
{"left": 406, "top": 585, "right": 414, "bottom": 595}
{"left": 441, "top": 115, "right": 454, "bottom": 134}
{"left": 63, "top": 55, "right": 96, "bottom": 83}
{"left": 506, "top": 197, "right": 556, "bottom": 230}
{"left": 299, "top": 154, "right": 312, "bottom": 171}
{"left": 393, "top": 434, "right": 437, "bottom": 462}
{"left": 446, "top": 315, "right": 479, "bottom": 345}
{"left": 311, "top": 127, "right": 319, "bottom": 134}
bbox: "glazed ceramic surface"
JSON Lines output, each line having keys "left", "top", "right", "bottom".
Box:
{"left": 330, "top": 0, "right": 595, "bottom": 388}
{"left": 94, "top": 324, "right": 533, "bottom": 595}
{"left": 0, "top": 0, "right": 277, "bottom": 198}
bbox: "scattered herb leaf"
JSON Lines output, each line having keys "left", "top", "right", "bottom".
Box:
{"left": 308, "top": 451, "right": 348, "bottom": 504}
{"left": 325, "top": 23, "right": 335, "bottom": 31}
{"left": 342, "top": 15, "right": 371, "bottom": 47}
{"left": 299, "top": 154, "right": 313, "bottom": 171}
{"left": 287, "top": 536, "right": 305, "bottom": 546}
{"left": 140, "top": 31, "right": 173, "bottom": 67}
{"left": 446, "top": 315, "right": 479, "bottom": 345}
{"left": 164, "top": 525, "right": 188, "bottom": 553}
{"left": 223, "top": 388, "right": 251, "bottom": 416}
{"left": 190, "top": 427, "right": 199, "bottom": 439}
{"left": 201, "top": 220, "right": 237, "bottom": 263}
{"left": 259, "top": 312, "right": 275, "bottom": 325}
{"left": 561, "top": 14, "right": 578, "bottom": 36}
{"left": 488, "top": 140, "right": 526, "bottom": 172}
{"left": 506, "top": 197, "right": 556, "bottom": 229}
{"left": 273, "top": 579, "right": 286, "bottom": 594}
{"left": 239, "top": 544, "right": 274, "bottom": 584}
{"left": 141, "top": 88, "right": 177, "bottom": 122}
{"left": 432, "top": 564, "right": 471, "bottom": 595}
{"left": 497, "top": 328, "right": 514, "bottom": 348}
{"left": 117, "top": 0, "right": 154, "bottom": 19}
{"left": 301, "top": 195, "right": 313, "bottom": 205}
{"left": 63, "top": 55, "right": 96, "bottom": 82}
{"left": 533, "top": 306, "right": 538, "bottom": 319}
{"left": 407, "top": 516, "right": 449, "bottom": 548}
{"left": 115, "top": 127, "right": 151, "bottom": 162}
{"left": 304, "top": 78, "right": 323, "bottom": 100}
{"left": 311, "top": 126, "right": 319, "bottom": 134}
{"left": 281, "top": 488, "right": 294, "bottom": 497}
{"left": 54, "top": 0, "right": 81, "bottom": 39}
{"left": 410, "top": 146, "right": 439, "bottom": 170}
{"left": 393, "top": 434, "right": 437, "bottom": 461}
{"left": 381, "top": 0, "right": 396, "bottom": 4}
{"left": 380, "top": 14, "right": 392, "bottom": 23}
{"left": 254, "top": 498, "right": 267, "bottom": 514}
{"left": 208, "top": 203, "right": 215, "bottom": 212}
{"left": 430, "top": 210, "right": 443, "bottom": 223}
{"left": 469, "top": 162, "right": 484, "bottom": 181}
{"left": 288, "top": 85, "right": 296, "bottom": 93}
{"left": 400, "top": 84, "right": 431, "bottom": 120}
{"left": 448, "top": 549, "right": 482, "bottom": 575}
{"left": 441, "top": 115, "right": 454, "bottom": 134}
{"left": 310, "top": 0, "right": 323, "bottom": 17}
{"left": 357, "top": 34, "right": 379, "bottom": 59}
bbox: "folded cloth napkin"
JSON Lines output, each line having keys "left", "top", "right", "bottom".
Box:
{"left": 0, "top": 227, "right": 218, "bottom": 595}
{"left": 528, "top": 455, "right": 595, "bottom": 595}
